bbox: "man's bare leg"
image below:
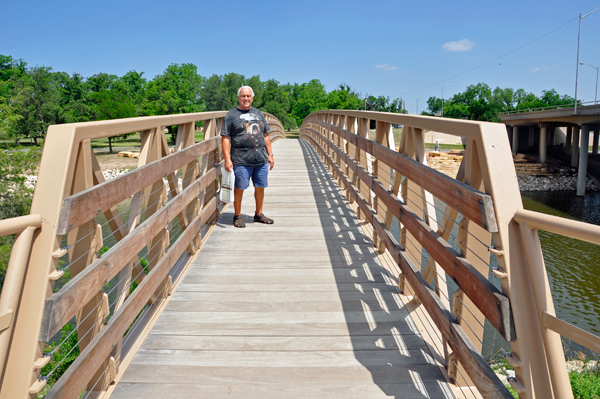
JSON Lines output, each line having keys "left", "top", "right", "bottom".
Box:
{"left": 254, "top": 187, "right": 264, "bottom": 216}
{"left": 234, "top": 187, "right": 244, "bottom": 216}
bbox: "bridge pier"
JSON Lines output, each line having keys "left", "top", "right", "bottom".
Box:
{"left": 593, "top": 125, "right": 599, "bottom": 155}
{"left": 539, "top": 125, "right": 548, "bottom": 164}
{"left": 577, "top": 125, "right": 592, "bottom": 196}
{"left": 566, "top": 126, "right": 573, "bottom": 155}
{"left": 511, "top": 126, "right": 519, "bottom": 155}
{"left": 571, "top": 126, "right": 580, "bottom": 168}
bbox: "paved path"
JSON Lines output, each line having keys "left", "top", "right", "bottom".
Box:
{"left": 111, "top": 139, "right": 453, "bottom": 398}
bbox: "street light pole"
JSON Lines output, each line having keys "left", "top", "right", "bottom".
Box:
{"left": 580, "top": 62, "right": 599, "bottom": 103}
{"left": 574, "top": 7, "right": 600, "bottom": 114}
{"left": 441, "top": 84, "right": 452, "bottom": 118}
{"left": 416, "top": 96, "right": 425, "bottom": 114}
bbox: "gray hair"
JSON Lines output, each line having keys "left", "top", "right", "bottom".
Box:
{"left": 237, "top": 86, "right": 255, "bottom": 97}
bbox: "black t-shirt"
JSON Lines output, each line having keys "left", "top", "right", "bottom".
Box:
{"left": 220, "top": 107, "right": 271, "bottom": 166}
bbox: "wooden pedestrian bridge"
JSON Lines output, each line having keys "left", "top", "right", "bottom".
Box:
{"left": 1, "top": 110, "right": 599, "bottom": 399}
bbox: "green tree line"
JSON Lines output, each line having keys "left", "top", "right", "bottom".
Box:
{"left": 0, "top": 54, "right": 408, "bottom": 151}
{"left": 423, "top": 82, "right": 575, "bottom": 121}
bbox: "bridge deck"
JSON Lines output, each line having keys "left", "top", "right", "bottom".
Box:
{"left": 110, "top": 140, "right": 453, "bottom": 398}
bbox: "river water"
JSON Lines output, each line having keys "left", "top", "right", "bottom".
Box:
{"left": 521, "top": 191, "right": 600, "bottom": 340}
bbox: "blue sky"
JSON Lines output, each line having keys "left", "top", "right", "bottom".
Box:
{"left": 2, "top": 0, "right": 599, "bottom": 113}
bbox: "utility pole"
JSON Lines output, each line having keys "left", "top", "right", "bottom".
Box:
{"left": 574, "top": 7, "right": 600, "bottom": 114}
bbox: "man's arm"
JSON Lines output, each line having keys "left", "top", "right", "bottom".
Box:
{"left": 222, "top": 135, "right": 233, "bottom": 172}
{"left": 264, "top": 133, "right": 274, "bottom": 170}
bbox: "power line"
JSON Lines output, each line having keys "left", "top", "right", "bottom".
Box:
{"left": 398, "top": 15, "right": 580, "bottom": 97}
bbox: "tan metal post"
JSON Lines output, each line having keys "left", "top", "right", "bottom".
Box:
{"left": 518, "top": 223, "right": 573, "bottom": 399}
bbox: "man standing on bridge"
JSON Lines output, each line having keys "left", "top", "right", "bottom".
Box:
{"left": 221, "top": 86, "right": 275, "bottom": 228}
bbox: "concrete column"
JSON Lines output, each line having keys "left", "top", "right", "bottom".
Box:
{"left": 566, "top": 126, "right": 572, "bottom": 155}
{"left": 539, "top": 126, "right": 547, "bottom": 163}
{"left": 529, "top": 126, "right": 535, "bottom": 147}
{"left": 512, "top": 126, "right": 519, "bottom": 155}
{"left": 577, "top": 125, "right": 591, "bottom": 196}
{"left": 593, "top": 126, "right": 599, "bottom": 156}
{"left": 571, "top": 127, "right": 580, "bottom": 168}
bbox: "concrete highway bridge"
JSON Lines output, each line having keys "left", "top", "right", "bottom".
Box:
{"left": 500, "top": 103, "right": 600, "bottom": 196}
{"left": 0, "top": 110, "right": 599, "bottom": 399}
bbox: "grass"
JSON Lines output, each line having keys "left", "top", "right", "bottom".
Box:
{"left": 89, "top": 131, "right": 205, "bottom": 151}
{"left": 424, "top": 143, "right": 466, "bottom": 150}
{"left": 570, "top": 369, "right": 600, "bottom": 399}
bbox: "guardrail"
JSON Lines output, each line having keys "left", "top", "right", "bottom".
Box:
{"left": 499, "top": 100, "right": 599, "bottom": 115}
{"left": 0, "top": 111, "right": 284, "bottom": 399}
{"left": 300, "top": 110, "right": 597, "bottom": 399}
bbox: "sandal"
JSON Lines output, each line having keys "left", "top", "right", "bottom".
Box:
{"left": 254, "top": 213, "right": 274, "bottom": 224}
{"left": 233, "top": 215, "right": 246, "bottom": 228}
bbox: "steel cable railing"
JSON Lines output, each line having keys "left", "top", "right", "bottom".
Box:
{"left": 0, "top": 112, "right": 284, "bottom": 398}
{"left": 300, "top": 113, "right": 516, "bottom": 398}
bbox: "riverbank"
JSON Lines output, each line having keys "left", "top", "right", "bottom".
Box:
{"left": 518, "top": 174, "right": 598, "bottom": 191}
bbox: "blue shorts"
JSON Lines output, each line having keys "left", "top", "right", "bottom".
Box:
{"left": 234, "top": 163, "right": 269, "bottom": 190}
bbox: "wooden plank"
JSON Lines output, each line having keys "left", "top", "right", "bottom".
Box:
{"left": 43, "top": 197, "right": 219, "bottom": 399}
{"left": 308, "top": 121, "right": 498, "bottom": 232}
{"left": 305, "top": 131, "right": 514, "bottom": 341}
{"left": 57, "top": 136, "right": 220, "bottom": 235}
{"left": 39, "top": 167, "right": 220, "bottom": 342}
{"left": 118, "top": 364, "right": 443, "bottom": 385}
{"left": 111, "top": 381, "right": 451, "bottom": 399}
{"left": 167, "top": 290, "right": 405, "bottom": 304}
{"left": 304, "top": 135, "right": 514, "bottom": 398}
{"left": 149, "top": 321, "right": 421, "bottom": 337}
{"left": 139, "top": 334, "right": 429, "bottom": 351}
{"left": 110, "top": 140, "right": 452, "bottom": 399}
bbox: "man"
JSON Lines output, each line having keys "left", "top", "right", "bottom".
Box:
{"left": 221, "top": 86, "right": 275, "bottom": 228}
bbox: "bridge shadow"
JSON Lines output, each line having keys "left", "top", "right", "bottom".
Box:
{"left": 298, "top": 139, "right": 453, "bottom": 399}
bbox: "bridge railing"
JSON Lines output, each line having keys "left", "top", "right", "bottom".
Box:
{"left": 300, "top": 110, "right": 598, "bottom": 399}
{"left": 0, "top": 111, "right": 284, "bottom": 399}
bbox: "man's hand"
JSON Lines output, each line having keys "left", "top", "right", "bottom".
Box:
{"left": 268, "top": 155, "right": 274, "bottom": 170}
{"left": 221, "top": 135, "right": 233, "bottom": 172}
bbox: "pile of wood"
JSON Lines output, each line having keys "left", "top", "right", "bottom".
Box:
{"left": 513, "top": 154, "right": 550, "bottom": 176}
{"left": 426, "top": 150, "right": 464, "bottom": 179}
{"left": 118, "top": 148, "right": 174, "bottom": 159}
{"left": 118, "top": 151, "right": 140, "bottom": 159}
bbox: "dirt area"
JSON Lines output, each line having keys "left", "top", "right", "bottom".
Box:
{"left": 95, "top": 153, "right": 139, "bottom": 171}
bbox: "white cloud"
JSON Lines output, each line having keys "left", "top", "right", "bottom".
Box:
{"left": 442, "top": 39, "right": 475, "bottom": 52}
{"left": 375, "top": 63, "right": 398, "bottom": 71}
{"left": 531, "top": 66, "right": 549, "bottom": 73}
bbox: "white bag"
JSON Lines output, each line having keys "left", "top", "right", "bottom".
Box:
{"left": 220, "top": 166, "right": 235, "bottom": 203}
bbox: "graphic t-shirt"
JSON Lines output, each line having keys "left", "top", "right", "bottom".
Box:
{"left": 220, "top": 107, "right": 271, "bottom": 166}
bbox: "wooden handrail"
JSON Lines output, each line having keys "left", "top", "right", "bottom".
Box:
{"left": 303, "top": 130, "right": 514, "bottom": 339}
{"left": 40, "top": 165, "right": 221, "bottom": 342}
{"left": 43, "top": 197, "right": 219, "bottom": 399}
{"left": 308, "top": 120, "right": 498, "bottom": 232}
{"left": 302, "top": 133, "right": 514, "bottom": 398}
{"left": 57, "top": 136, "right": 221, "bottom": 235}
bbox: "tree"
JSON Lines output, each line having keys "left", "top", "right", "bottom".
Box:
{"left": 120, "top": 70, "right": 147, "bottom": 116}
{"left": 0, "top": 56, "right": 29, "bottom": 139}
{"left": 10, "top": 66, "right": 62, "bottom": 145}
{"left": 145, "top": 63, "right": 204, "bottom": 115}
{"left": 57, "top": 72, "right": 91, "bottom": 123}
{"left": 203, "top": 72, "right": 244, "bottom": 111}
{"left": 0, "top": 147, "right": 41, "bottom": 289}
{"left": 291, "top": 79, "right": 327, "bottom": 126}
{"left": 325, "top": 84, "right": 362, "bottom": 111}
{"left": 86, "top": 74, "right": 137, "bottom": 153}
{"left": 260, "top": 79, "right": 296, "bottom": 129}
